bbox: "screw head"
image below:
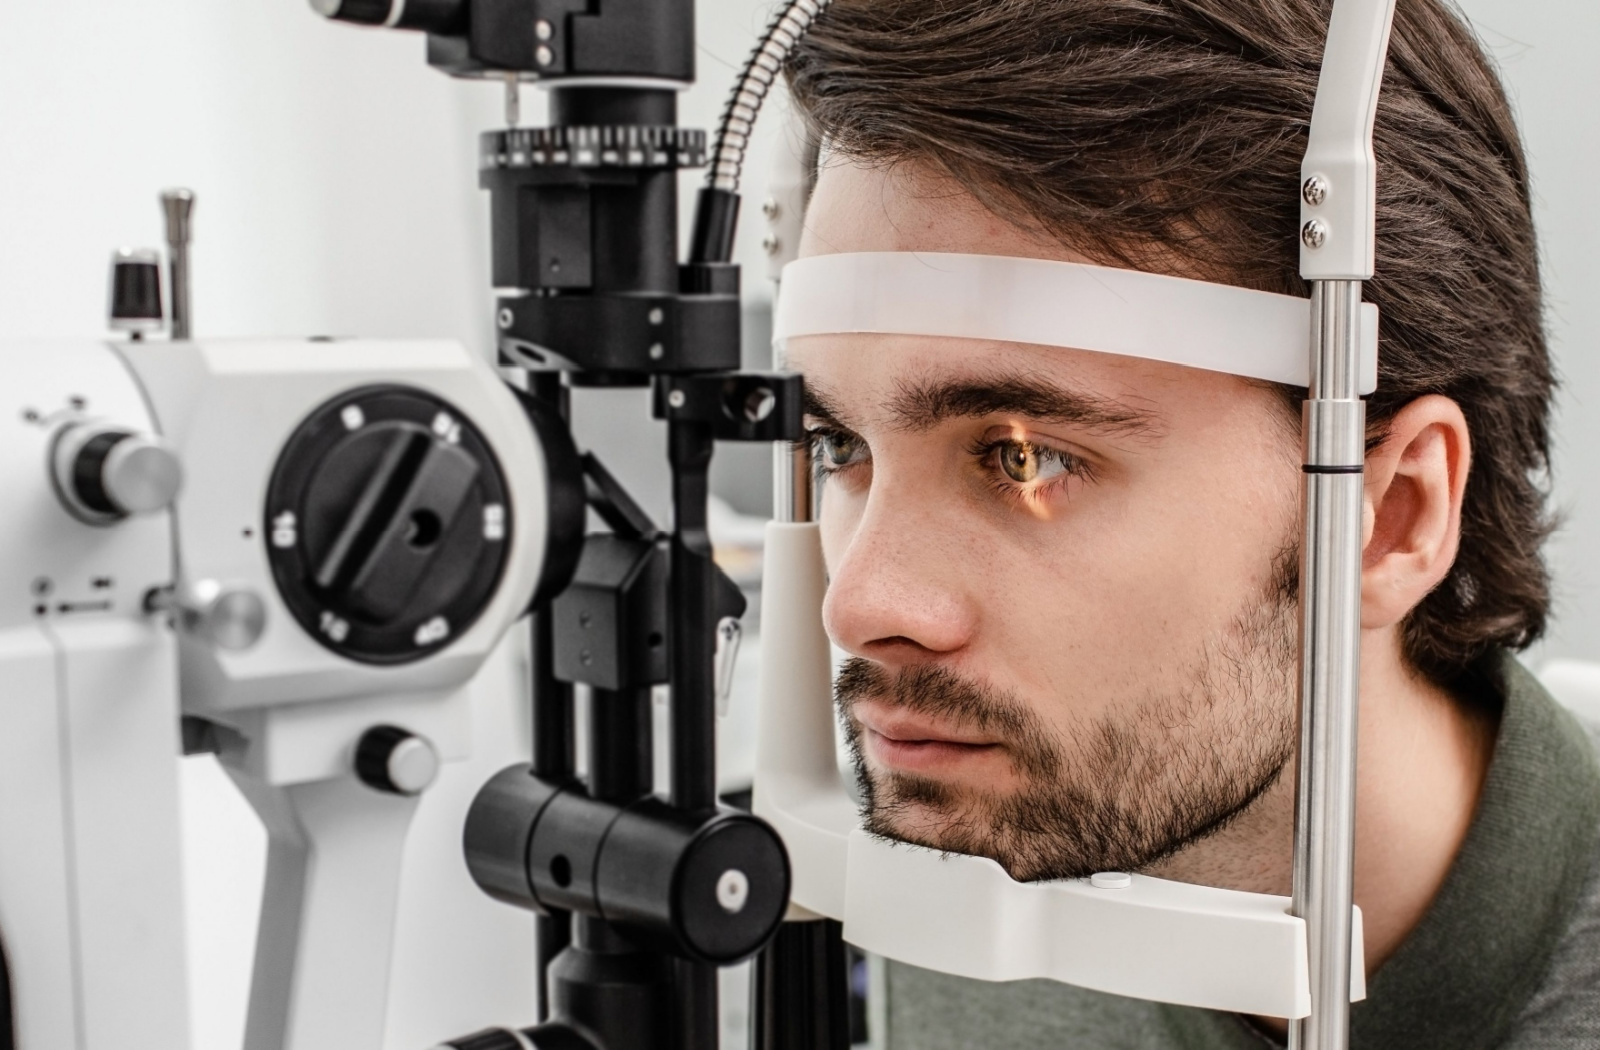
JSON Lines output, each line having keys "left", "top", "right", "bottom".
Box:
{"left": 536, "top": 45, "right": 554, "bottom": 67}
{"left": 667, "top": 389, "right": 687, "bottom": 409}
{"left": 648, "top": 307, "right": 665, "bottom": 326}
{"left": 497, "top": 308, "right": 513, "bottom": 330}
{"left": 1302, "top": 174, "right": 1330, "bottom": 207}
{"left": 1301, "top": 219, "right": 1329, "bottom": 250}
{"left": 716, "top": 869, "right": 750, "bottom": 914}
{"left": 534, "top": 19, "right": 553, "bottom": 41}
{"left": 761, "top": 233, "right": 780, "bottom": 256}
{"left": 760, "top": 198, "right": 780, "bottom": 220}
{"left": 649, "top": 343, "right": 665, "bottom": 360}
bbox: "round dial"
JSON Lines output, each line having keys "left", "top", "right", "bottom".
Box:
{"left": 265, "top": 385, "right": 512, "bottom": 665}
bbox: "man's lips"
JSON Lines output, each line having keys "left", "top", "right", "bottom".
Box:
{"left": 854, "top": 702, "right": 1002, "bottom": 775}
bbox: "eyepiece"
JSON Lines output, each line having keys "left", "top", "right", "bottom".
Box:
{"left": 310, "top": 0, "right": 466, "bottom": 34}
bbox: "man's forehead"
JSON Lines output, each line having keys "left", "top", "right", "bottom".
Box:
{"left": 800, "top": 158, "right": 1084, "bottom": 263}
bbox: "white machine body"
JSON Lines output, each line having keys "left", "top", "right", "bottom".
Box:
{"left": 1, "top": 336, "right": 546, "bottom": 1050}
{"left": 0, "top": 339, "right": 192, "bottom": 1050}
{"left": 112, "top": 337, "right": 546, "bottom": 1050}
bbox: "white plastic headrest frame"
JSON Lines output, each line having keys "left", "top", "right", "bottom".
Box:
{"left": 774, "top": 251, "right": 1378, "bottom": 394}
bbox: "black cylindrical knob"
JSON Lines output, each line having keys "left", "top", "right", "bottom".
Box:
{"left": 464, "top": 764, "right": 563, "bottom": 908}
{"left": 432, "top": 1022, "right": 595, "bottom": 1050}
{"left": 108, "top": 248, "right": 163, "bottom": 336}
{"left": 310, "top": 0, "right": 465, "bottom": 33}
{"left": 355, "top": 725, "right": 440, "bottom": 796}
{"left": 52, "top": 423, "right": 183, "bottom": 524}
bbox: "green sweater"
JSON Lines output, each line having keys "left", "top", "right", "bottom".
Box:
{"left": 883, "top": 654, "right": 1600, "bottom": 1050}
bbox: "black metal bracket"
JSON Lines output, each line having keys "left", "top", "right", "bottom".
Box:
{"left": 652, "top": 373, "right": 804, "bottom": 443}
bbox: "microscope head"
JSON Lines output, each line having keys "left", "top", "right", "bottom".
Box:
{"left": 115, "top": 338, "right": 555, "bottom": 781}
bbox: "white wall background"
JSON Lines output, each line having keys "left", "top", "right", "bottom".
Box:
{"left": 0, "top": 2, "right": 1596, "bottom": 1049}
{"left": 1455, "top": 0, "right": 1600, "bottom": 663}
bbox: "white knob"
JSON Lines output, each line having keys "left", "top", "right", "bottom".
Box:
{"left": 150, "top": 580, "right": 267, "bottom": 651}
{"left": 102, "top": 435, "right": 183, "bottom": 514}
{"left": 53, "top": 423, "right": 182, "bottom": 524}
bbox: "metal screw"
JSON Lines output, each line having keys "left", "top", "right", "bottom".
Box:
{"left": 1302, "top": 174, "right": 1329, "bottom": 207}
{"left": 716, "top": 869, "right": 750, "bottom": 914}
{"left": 667, "top": 389, "right": 687, "bottom": 409}
{"left": 536, "top": 45, "right": 554, "bottom": 67}
{"left": 498, "top": 308, "right": 514, "bottom": 330}
{"left": 1301, "top": 219, "right": 1329, "bottom": 250}
{"left": 534, "top": 19, "right": 553, "bottom": 41}
{"left": 743, "top": 386, "right": 776, "bottom": 423}
{"left": 649, "top": 343, "right": 665, "bottom": 360}
{"left": 578, "top": 612, "right": 591, "bottom": 628}
{"left": 761, "top": 233, "right": 780, "bottom": 256}
{"left": 648, "top": 307, "right": 665, "bottom": 326}
{"left": 760, "top": 198, "right": 780, "bottom": 220}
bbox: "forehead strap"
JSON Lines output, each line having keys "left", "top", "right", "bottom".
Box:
{"left": 774, "top": 251, "right": 1377, "bottom": 395}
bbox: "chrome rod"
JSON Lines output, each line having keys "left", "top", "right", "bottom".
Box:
{"left": 1290, "top": 279, "right": 1365, "bottom": 1050}
{"left": 160, "top": 189, "right": 195, "bottom": 341}
{"left": 772, "top": 340, "right": 813, "bottom": 525}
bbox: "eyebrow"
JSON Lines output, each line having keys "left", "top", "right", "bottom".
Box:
{"left": 804, "top": 370, "right": 1163, "bottom": 439}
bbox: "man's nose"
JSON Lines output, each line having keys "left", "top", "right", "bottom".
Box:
{"left": 822, "top": 491, "right": 979, "bottom": 666}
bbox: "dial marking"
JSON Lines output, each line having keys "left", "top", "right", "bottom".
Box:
{"left": 414, "top": 616, "right": 451, "bottom": 646}
{"left": 272, "top": 511, "right": 298, "bottom": 549}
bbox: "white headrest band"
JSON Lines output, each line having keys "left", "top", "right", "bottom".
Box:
{"left": 774, "top": 252, "right": 1378, "bottom": 395}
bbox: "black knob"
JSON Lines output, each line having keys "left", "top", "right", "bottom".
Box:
{"left": 355, "top": 725, "right": 440, "bottom": 796}
{"left": 52, "top": 424, "right": 183, "bottom": 524}
{"left": 108, "top": 248, "right": 164, "bottom": 337}
{"left": 265, "top": 386, "right": 513, "bottom": 664}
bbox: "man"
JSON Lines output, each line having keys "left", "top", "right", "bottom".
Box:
{"left": 779, "top": 0, "right": 1600, "bottom": 1046}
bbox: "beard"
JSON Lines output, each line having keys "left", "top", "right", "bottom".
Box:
{"left": 836, "top": 546, "right": 1300, "bottom": 882}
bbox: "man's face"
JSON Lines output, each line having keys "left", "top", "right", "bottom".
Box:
{"left": 792, "top": 160, "right": 1306, "bottom": 881}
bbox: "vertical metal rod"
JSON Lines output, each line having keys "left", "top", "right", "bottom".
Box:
{"left": 588, "top": 686, "right": 654, "bottom": 803}
{"left": 772, "top": 441, "right": 812, "bottom": 525}
{"left": 1289, "top": 280, "right": 1366, "bottom": 1050}
{"left": 526, "top": 373, "right": 575, "bottom": 1023}
{"left": 666, "top": 416, "right": 722, "bottom": 1050}
{"left": 773, "top": 343, "right": 814, "bottom": 526}
{"left": 753, "top": 920, "right": 851, "bottom": 1050}
{"left": 160, "top": 189, "right": 195, "bottom": 341}
{"left": 667, "top": 418, "right": 719, "bottom": 812}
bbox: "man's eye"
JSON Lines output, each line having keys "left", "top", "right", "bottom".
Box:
{"left": 814, "top": 430, "right": 865, "bottom": 468}
{"left": 994, "top": 439, "right": 1071, "bottom": 484}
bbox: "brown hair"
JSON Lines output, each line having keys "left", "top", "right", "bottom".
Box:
{"left": 787, "top": 0, "right": 1554, "bottom": 688}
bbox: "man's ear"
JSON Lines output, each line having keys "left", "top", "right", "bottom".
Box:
{"left": 1360, "top": 395, "right": 1471, "bottom": 630}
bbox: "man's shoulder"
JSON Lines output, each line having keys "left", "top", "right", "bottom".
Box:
{"left": 884, "top": 961, "right": 1266, "bottom": 1050}
{"left": 1499, "top": 714, "right": 1600, "bottom": 1049}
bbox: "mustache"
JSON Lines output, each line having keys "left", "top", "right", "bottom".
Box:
{"left": 834, "top": 657, "right": 1060, "bottom": 779}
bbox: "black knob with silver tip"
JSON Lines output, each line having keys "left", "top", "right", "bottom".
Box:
{"left": 53, "top": 423, "right": 183, "bottom": 524}
{"left": 356, "top": 726, "right": 440, "bottom": 796}
{"left": 108, "top": 248, "right": 164, "bottom": 338}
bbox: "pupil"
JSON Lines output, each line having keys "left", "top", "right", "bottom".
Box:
{"left": 1002, "top": 442, "right": 1037, "bottom": 483}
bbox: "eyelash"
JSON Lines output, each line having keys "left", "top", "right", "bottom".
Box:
{"left": 804, "top": 427, "right": 1092, "bottom": 504}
